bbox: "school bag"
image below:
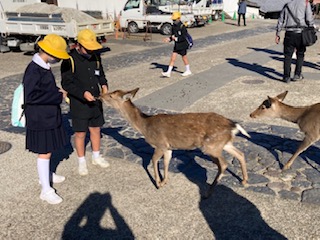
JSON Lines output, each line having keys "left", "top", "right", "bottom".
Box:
{"left": 186, "top": 32, "right": 193, "bottom": 49}
{"left": 180, "top": 24, "right": 193, "bottom": 49}
{"left": 11, "top": 83, "right": 25, "bottom": 127}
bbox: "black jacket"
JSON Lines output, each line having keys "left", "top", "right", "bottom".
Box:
{"left": 23, "top": 62, "right": 63, "bottom": 130}
{"left": 171, "top": 21, "right": 189, "bottom": 51}
{"left": 61, "top": 49, "right": 108, "bottom": 119}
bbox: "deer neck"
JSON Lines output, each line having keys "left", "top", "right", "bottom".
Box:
{"left": 119, "top": 100, "right": 148, "bottom": 134}
{"left": 278, "top": 102, "right": 307, "bottom": 124}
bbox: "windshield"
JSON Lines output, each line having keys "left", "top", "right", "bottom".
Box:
{"left": 124, "top": 0, "right": 140, "bottom": 11}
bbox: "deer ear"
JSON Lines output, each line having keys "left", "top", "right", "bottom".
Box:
{"left": 276, "top": 91, "right": 288, "bottom": 102}
{"left": 131, "top": 88, "right": 139, "bottom": 98}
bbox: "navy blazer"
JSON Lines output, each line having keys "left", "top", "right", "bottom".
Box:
{"left": 23, "top": 62, "right": 63, "bottom": 130}
{"left": 61, "top": 49, "right": 108, "bottom": 119}
{"left": 171, "top": 21, "right": 189, "bottom": 51}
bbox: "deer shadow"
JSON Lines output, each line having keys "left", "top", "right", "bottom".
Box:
{"left": 247, "top": 131, "right": 320, "bottom": 171}
{"left": 62, "top": 192, "right": 134, "bottom": 240}
{"left": 226, "top": 58, "right": 283, "bottom": 81}
{"left": 175, "top": 154, "right": 286, "bottom": 239}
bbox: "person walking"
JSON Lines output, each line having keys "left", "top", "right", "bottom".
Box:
{"left": 238, "top": 0, "right": 247, "bottom": 26}
{"left": 276, "top": 0, "right": 315, "bottom": 83}
{"left": 61, "top": 29, "right": 109, "bottom": 176}
{"left": 161, "top": 11, "right": 191, "bottom": 78}
{"left": 24, "top": 34, "right": 70, "bottom": 204}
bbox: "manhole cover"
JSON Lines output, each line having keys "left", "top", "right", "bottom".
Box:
{"left": 241, "top": 79, "right": 265, "bottom": 84}
{"left": 0, "top": 141, "right": 12, "bottom": 154}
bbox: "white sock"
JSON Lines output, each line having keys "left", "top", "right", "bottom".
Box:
{"left": 37, "top": 158, "right": 51, "bottom": 193}
{"left": 185, "top": 65, "right": 190, "bottom": 72}
{"left": 167, "top": 65, "right": 173, "bottom": 73}
{"left": 78, "top": 156, "right": 86, "bottom": 164}
{"left": 92, "top": 151, "right": 100, "bottom": 159}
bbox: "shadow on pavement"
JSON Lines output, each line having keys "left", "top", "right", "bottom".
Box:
{"left": 226, "top": 58, "right": 283, "bottom": 81}
{"left": 150, "top": 62, "right": 183, "bottom": 73}
{"left": 247, "top": 131, "right": 320, "bottom": 170}
{"left": 178, "top": 157, "right": 286, "bottom": 239}
{"left": 248, "top": 47, "right": 283, "bottom": 56}
{"left": 199, "top": 185, "right": 287, "bottom": 239}
{"left": 62, "top": 192, "right": 134, "bottom": 240}
{"left": 270, "top": 56, "right": 320, "bottom": 71}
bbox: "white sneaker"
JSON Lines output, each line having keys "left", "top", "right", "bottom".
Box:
{"left": 78, "top": 161, "right": 88, "bottom": 176}
{"left": 40, "top": 188, "right": 63, "bottom": 204}
{"left": 181, "top": 70, "right": 192, "bottom": 77}
{"left": 161, "top": 71, "right": 171, "bottom": 78}
{"left": 38, "top": 173, "right": 65, "bottom": 184}
{"left": 92, "top": 155, "right": 110, "bottom": 168}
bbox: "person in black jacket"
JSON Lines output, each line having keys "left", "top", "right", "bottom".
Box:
{"left": 61, "top": 29, "right": 109, "bottom": 176}
{"left": 162, "top": 11, "right": 192, "bottom": 78}
{"left": 24, "top": 34, "right": 69, "bottom": 204}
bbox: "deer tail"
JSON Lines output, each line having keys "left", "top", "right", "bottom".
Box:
{"left": 234, "top": 123, "right": 251, "bottom": 138}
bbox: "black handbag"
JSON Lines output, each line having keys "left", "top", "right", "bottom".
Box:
{"left": 286, "top": 4, "right": 317, "bottom": 46}
{"left": 301, "top": 26, "right": 317, "bottom": 46}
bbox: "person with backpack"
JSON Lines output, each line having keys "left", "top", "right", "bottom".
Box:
{"left": 162, "top": 11, "right": 192, "bottom": 78}
{"left": 23, "top": 34, "right": 70, "bottom": 204}
{"left": 276, "top": 0, "right": 315, "bottom": 83}
{"left": 61, "top": 29, "right": 109, "bottom": 176}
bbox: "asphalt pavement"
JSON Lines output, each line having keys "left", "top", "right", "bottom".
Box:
{"left": 1, "top": 18, "right": 320, "bottom": 239}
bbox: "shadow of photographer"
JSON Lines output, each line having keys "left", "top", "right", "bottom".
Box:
{"left": 62, "top": 192, "right": 134, "bottom": 240}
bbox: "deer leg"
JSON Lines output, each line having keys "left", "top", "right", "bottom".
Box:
{"left": 283, "top": 136, "right": 315, "bottom": 170}
{"left": 205, "top": 154, "right": 228, "bottom": 198}
{"left": 159, "top": 150, "right": 172, "bottom": 187}
{"left": 152, "top": 148, "right": 164, "bottom": 188}
{"left": 223, "top": 143, "right": 248, "bottom": 185}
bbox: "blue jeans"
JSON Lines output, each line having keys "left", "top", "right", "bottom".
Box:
{"left": 283, "top": 31, "right": 306, "bottom": 78}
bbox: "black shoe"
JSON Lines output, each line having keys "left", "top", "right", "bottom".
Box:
{"left": 283, "top": 77, "right": 291, "bottom": 83}
{"left": 292, "top": 74, "right": 304, "bottom": 81}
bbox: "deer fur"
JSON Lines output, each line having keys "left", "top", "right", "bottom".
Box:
{"left": 250, "top": 91, "right": 320, "bottom": 170}
{"left": 100, "top": 88, "right": 249, "bottom": 197}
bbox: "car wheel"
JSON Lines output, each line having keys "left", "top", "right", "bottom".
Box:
{"left": 160, "top": 23, "right": 172, "bottom": 35}
{"left": 127, "top": 21, "right": 139, "bottom": 33}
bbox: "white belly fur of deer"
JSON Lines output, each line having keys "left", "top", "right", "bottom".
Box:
{"left": 100, "top": 88, "right": 249, "bottom": 197}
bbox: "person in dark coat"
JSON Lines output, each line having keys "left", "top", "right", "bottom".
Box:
{"left": 162, "top": 11, "right": 192, "bottom": 78}
{"left": 24, "top": 34, "right": 70, "bottom": 204}
{"left": 238, "top": 0, "right": 247, "bottom": 26}
{"left": 61, "top": 29, "right": 109, "bottom": 176}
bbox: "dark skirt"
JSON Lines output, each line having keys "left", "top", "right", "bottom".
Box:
{"left": 26, "top": 126, "right": 67, "bottom": 154}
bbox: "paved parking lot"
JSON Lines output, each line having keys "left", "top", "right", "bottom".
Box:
{"left": 1, "top": 18, "right": 320, "bottom": 239}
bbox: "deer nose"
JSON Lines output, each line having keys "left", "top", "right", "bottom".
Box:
{"left": 249, "top": 113, "right": 255, "bottom": 118}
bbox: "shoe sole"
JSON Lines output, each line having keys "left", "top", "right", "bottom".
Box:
{"left": 40, "top": 195, "right": 63, "bottom": 204}
{"left": 92, "top": 161, "right": 110, "bottom": 168}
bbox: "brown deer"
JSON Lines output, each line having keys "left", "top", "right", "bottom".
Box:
{"left": 250, "top": 91, "right": 320, "bottom": 170}
{"left": 100, "top": 88, "right": 249, "bottom": 197}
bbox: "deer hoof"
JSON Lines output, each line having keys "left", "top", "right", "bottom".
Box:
{"left": 241, "top": 180, "right": 248, "bottom": 187}
{"left": 159, "top": 180, "right": 167, "bottom": 188}
{"left": 282, "top": 164, "right": 290, "bottom": 171}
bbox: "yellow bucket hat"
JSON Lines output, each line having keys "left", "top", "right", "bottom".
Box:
{"left": 77, "top": 29, "right": 102, "bottom": 50}
{"left": 37, "top": 34, "right": 69, "bottom": 59}
{"left": 171, "top": 12, "right": 181, "bottom": 20}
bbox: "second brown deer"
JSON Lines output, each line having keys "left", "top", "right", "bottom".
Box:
{"left": 100, "top": 88, "right": 250, "bottom": 198}
{"left": 250, "top": 91, "right": 320, "bottom": 170}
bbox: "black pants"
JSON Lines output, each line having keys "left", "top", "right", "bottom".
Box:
{"left": 238, "top": 13, "right": 246, "bottom": 26}
{"left": 283, "top": 31, "right": 306, "bottom": 78}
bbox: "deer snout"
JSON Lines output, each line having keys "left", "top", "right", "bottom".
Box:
{"left": 249, "top": 112, "right": 256, "bottom": 118}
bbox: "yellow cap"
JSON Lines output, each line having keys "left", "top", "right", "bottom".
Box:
{"left": 37, "top": 34, "right": 69, "bottom": 59}
{"left": 77, "top": 29, "right": 102, "bottom": 50}
{"left": 171, "top": 12, "right": 181, "bottom": 20}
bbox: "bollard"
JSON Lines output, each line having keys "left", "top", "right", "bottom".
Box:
{"left": 232, "top": 11, "right": 237, "bottom": 20}
{"left": 252, "top": 13, "right": 255, "bottom": 19}
{"left": 221, "top": 11, "right": 225, "bottom": 22}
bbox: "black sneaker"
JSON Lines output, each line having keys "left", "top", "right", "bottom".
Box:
{"left": 283, "top": 77, "right": 291, "bottom": 83}
{"left": 292, "top": 74, "right": 304, "bottom": 81}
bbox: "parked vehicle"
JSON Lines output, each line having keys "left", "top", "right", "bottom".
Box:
{"left": 158, "top": 0, "right": 224, "bottom": 26}
{"left": 119, "top": 0, "right": 195, "bottom": 35}
{"left": 0, "top": 1, "right": 114, "bottom": 52}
